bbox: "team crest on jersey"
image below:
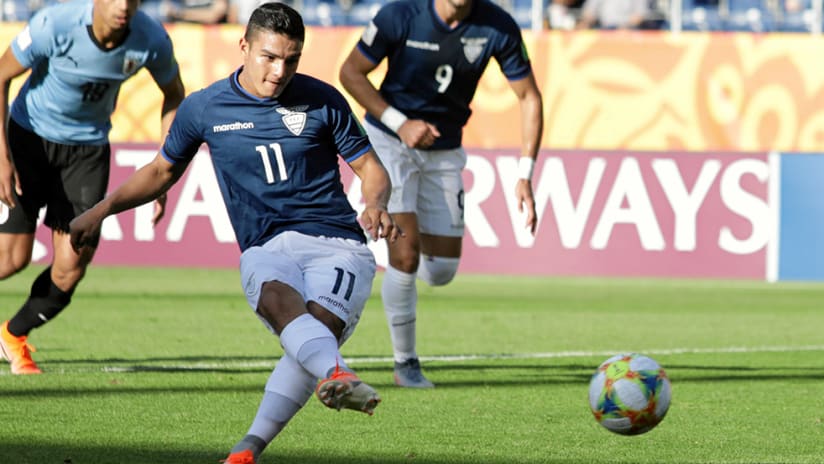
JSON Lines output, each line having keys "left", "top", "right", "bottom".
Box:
{"left": 461, "top": 37, "right": 488, "bottom": 64}
{"left": 122, "top": 50, "right": 149, "bottom": 76}
{"left": 277, "top": 106, "right": 308, "bottom": 136}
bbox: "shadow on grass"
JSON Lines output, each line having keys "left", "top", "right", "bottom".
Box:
{"left": 0, "top": 443, "right": 583, "bottom": 464}
{"left": 3, "top": 355, "right": 821, "bottom": 397}
{"left": 0, "top": 382, "right": 266, "bottom": 398}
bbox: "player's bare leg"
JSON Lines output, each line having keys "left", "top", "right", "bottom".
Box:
{"left": 382, "top": 212, "right": 463, "bottom": 388}
{"left": 0, "top": 231, "right": 34, "bottom": 279}
{"left": 1, "top": 231, "right": 93, "bottom": 374}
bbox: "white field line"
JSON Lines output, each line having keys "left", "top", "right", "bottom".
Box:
{"left": 98, "top": 344, "right": 824, "bottom": 373}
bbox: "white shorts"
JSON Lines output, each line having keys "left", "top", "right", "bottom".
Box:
{"left": 365, "top": 121, "right": 466, "bottom": 237}
{"left": 239, "top": 231, "right": 377, "bottom": 344}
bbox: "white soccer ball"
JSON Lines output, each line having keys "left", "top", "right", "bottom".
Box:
{"left": 588, "top": 353, "right": 672, "bottom": 435}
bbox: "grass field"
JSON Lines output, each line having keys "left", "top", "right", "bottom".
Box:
{"left": 1, "top": 265, "right": 823, "bottom": 463}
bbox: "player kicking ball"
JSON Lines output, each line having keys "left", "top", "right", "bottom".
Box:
{"left": 70, "top": 4, "right": 397, "bottom": 463}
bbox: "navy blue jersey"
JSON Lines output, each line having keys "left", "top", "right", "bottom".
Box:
{"left": 356, "top": 0, "right": 532, "bottom": 149}
{"left": 161, "top": 69, "right": 372, "bottom": 251}
{"left": 9, "top": 0, "right": 178, "bottom": 145}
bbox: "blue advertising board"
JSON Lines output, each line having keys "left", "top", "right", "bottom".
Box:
{"left": 778, "top": 154, "right": 824, "bottom": 281}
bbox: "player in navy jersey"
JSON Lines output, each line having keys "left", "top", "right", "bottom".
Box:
{"left": 0, "top": 0, "right": 185, "bottom": 375}
{"left": 340, "top": 0, "right": 544, "bottom": 387}
{"left": 70, "top": 4, "right": 396, "bottom": 463}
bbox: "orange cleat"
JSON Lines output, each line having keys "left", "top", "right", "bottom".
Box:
{"left": 315, "top": 365, "right": 380, "bottom": 415}
{"left": 220, "top": 450, "right": 255, "bottom": 464}
{"left": 0, "top": 320, "right": 42, "bottom": 375}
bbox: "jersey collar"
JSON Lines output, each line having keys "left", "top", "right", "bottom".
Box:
{"left": 231, "top": 67, "right": 273, "bottom": 102}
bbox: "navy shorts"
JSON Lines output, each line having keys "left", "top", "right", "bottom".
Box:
{"left": 0, "top": 119, "right": 110, "bottom": 234}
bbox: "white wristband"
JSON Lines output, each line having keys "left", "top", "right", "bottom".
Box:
{"left": 518, "top": 156, "right": 535, "bottom": 181}
{"left": 380, "top": 106, "right": 408, "bottom": 133}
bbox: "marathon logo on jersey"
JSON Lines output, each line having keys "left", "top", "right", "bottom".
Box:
{"left": 277, "top": 106, "right": 308, "bottom": 136}
{"left": 461, "top": 37, "right": 487, "bottom": 64}
{"left": 317, "top": 295, "right": 351, "bottom": 316}
{"left": 213, "top": 121, "right": 255, "bottom": 133}
{"left": 406, "top": 40, "right": 439, "bottom": 51}
{"left": 122, "top": 50, "right": 149, "bottom": 76}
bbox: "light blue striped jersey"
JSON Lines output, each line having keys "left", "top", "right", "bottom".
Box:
{"left": 9, "top": 0, "right": 179, "bottom": 145}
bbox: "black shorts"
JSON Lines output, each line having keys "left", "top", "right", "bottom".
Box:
{"left": 0, "top": 119, "right": 110, "bottom": 234}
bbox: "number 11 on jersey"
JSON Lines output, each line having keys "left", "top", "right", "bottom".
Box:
{"left": 256, "top": 143, "right": 288, "bottom": 183}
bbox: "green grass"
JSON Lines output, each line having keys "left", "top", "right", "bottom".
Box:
{"left": 1, "top": 265, "right": 823, "bottom": 463}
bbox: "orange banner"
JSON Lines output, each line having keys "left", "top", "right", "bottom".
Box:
{"left": 3, "top": 24, "right": 824, "bottom": 152}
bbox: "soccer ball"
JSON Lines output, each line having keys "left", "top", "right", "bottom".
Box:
{"left": 588, "top": 353, "right": 671, "bottom": 435}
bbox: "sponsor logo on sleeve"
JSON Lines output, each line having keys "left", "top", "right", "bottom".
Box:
{"left": 362, "top": 21, "right": 378, "bottom": 46}
{"left": 15, "top": 27, "right": 32, "bottom": 51}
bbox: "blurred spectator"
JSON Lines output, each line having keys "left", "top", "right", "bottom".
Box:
{"left": 680, "top": 0, "right": 724, "bottom": 31}
{"left": 172, "top": 0, "right": 229, "bottom": 23}
{"left": 643, "top": 0, "right": 667, "bottom": 29}
{"left": 2, "top": 0, "right": 54, "bottom": 22}
{"left": 784, "top": 0, "right": 809, "bottom": 13}
{"left": 779, "top": 0, "right": 814, "bottom": 31}
{"left": 139, "top": 0, "right": 172, "bottom": 22}
{"left": 141, "top": 0, "right": 229, "bottom": 23}
{"left": 576, "top": 0, "right": 649, "bottom": 29}
{"left": 547, "top": 0, "right": 584, "bottom": 30}
{"left": 229, "top": 0, "right": 267, "bottom": 24}
{"left": 229, "top": 0, "right": 304, "bottom": 25}
{"left": 348, "top": 0, "right": 382, "bottom": 24}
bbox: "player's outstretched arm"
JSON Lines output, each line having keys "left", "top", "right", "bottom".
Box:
{"left": 152, "top": 72, "right": 186, "bottom": 226}
{"left": 70, "top": 154, "right": 188, "bottom": 253}
{"left": 348, "top": 149, "right": 399, "bottom": 243}
{"left": 158, "top": 72, "right": 186, "bottom": 142}
{"left": 509, "top": 72, "right": 544, "bottom": 235}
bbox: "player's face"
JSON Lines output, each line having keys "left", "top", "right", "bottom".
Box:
{"left": 446, "top": 0, "right": 472, "bottom": 9}
{"left": 239, "top": 31, "right": 303, "bottom": 99}
{"left": 94, "top": 0, "right": 140, "bottom": 30}
{"left": 436, "top": 0, "right": 473, "bottom": 23}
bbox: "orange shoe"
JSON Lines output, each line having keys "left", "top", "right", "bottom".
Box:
{"left": 0, "top": 320, "right": 42, "bottom": 375}
{"left": 315, "top": 365, "right": 380, "bottom": 415}
{"left": 221, "top": 450, "right": 255, "bottom": 464}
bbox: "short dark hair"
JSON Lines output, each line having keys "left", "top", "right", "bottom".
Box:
{"left": 245, "top": 2, "right": 305, "bottom": 43}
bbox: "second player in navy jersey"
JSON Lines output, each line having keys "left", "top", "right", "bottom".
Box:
{"left": 0, "top": 0, "right": 185, "bottom": 375}
{"left": 340, "top": 0, "right": 544, "bottom": 388}
{"left": 70, "top": 4, "right": 397, "bottom": 464}
{"left": 353, "top": 0, "right": 532, "bottom": 149}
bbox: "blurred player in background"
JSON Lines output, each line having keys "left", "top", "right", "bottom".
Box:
{"left": 340, "top": 0, "right": 543, "bottom": 388}
{"left": 0, "top": 0, "right": 184, "bottom": 375}
{"left": 576, "top": 0, "right": 649, "bottom": 29}
{"left": 70, "top": 4, "right": 396, "bottom": 463}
